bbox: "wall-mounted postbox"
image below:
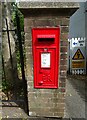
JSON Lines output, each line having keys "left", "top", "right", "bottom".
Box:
{"left": 32, "top": 28, "right": 60, "bottom": 88}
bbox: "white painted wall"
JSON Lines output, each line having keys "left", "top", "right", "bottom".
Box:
{"left": 68, "top": 2, "right": 87, "bottom": 74}
{"left": 69, "top": 3, "right": 85, "bottom": 38}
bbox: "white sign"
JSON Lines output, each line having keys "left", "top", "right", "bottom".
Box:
{"left": 69, "top": 37, "right": 86, "bottom": 75}
{"left": 41, "top": 53, "right": 50, "bottom": 68}
{"left": 72, "top": 37, "right": 85, "bottom": 47}
{"left": 72, "top": 69, "right": 85, "bottom": 75}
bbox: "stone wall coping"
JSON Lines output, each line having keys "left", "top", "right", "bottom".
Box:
{"left": 18, "top": 2, "right": 79, "bottom": 9}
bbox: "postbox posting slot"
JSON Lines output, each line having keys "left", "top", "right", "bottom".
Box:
{"left": 37, "top": 34, "right": 55, "bottom": 43}
{"left": 38, "top": 38, "right": 54, "bottom": 42}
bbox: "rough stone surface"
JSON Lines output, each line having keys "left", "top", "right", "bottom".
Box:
{"left": 18, "top": 2, "right": 79, "bottom": 9}
{"left": 24, "top": 15, "right": 68, "bottom": 118}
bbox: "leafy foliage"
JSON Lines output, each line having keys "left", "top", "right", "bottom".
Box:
{"left": 11, "top": 3, "right": 24, "bottom": 31}
{"left": 11, "top": 3, "right": 25, "bottom": 78}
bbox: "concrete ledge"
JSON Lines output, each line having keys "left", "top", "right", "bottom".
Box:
{"left": 18, "top": 2, "right": 79, "bottom": 9}
{"left": 18, "top": 2, "right": 79, "bottom": 17}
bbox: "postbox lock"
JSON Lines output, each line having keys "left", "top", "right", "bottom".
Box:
{"left": 38, "top": 81, "right": 43, "bottom": 85}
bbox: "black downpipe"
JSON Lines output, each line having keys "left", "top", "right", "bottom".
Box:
{"left": 16, "top": 11, "right": 29, "bottom": 115}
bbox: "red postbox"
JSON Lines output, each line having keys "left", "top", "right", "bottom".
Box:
{"left": 32, "top": 28, "right": 60, "bottom": 88}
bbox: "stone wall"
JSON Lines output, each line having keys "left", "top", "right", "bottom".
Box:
{"left": 2, "top": 2, "right": 18, "bottom": 100}
{"left": 0, "top": 1, "right": 1, "bottom": 33}
{"left": 24, "top": 10, "right": 69, "bottom": 117}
